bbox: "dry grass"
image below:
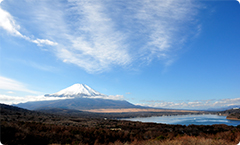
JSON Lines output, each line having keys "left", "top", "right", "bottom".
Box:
{"left": 83, "top": 108, "right": 199, "bottom": 113}
{"left": 109, "top": 136, "right": 237, "bottom": 145}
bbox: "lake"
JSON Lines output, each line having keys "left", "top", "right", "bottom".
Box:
{"left": 121, "top": 114, "right": 240, "bottom": 126}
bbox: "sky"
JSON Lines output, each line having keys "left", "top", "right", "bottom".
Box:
{"left": 0, "top": 0, "right": 240, "bottom": 110}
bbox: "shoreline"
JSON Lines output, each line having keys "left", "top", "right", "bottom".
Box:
{"left": 83, "top": 108, "right": 202, "bottom": 113}
{"left": 120, "top": 113, "right": 220, "bottom": 118}
{"left": 118, "top": 113, "right": 221, "bottom": 120}
{"left": 119, "top": 114, "right": 240, "bottom": 127}
{"left": 226, "top": 117, "right": 240, "bottom": 121}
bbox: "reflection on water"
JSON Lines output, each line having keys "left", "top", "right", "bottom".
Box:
{"left": 121, "top": 114, "right": 240, "bottom": 126}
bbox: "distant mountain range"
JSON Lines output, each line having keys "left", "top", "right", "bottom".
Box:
{"left": 206, "top": 105, "right": 240, "bottom": 111}
{"left": 16, "top": 84, "right": 140, "bottom": 110}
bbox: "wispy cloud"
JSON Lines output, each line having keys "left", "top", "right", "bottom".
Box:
{"left": 86, "top": 95, "right": 124, "bottom": 100}
{"left": 131, "top": 0, "right": 196, "bottom": 59}
{"left": 0, "top": 93, "right": 124, "bottom": 105}
{"left": 55, "top": 0, "right": 131, "bottom": 73}
{"left": 1, "top": 0, "right": 200, "bottom": 73}
{"left": 0, "top": 3, "right": 23, "bottom": 37}
{"left": 0, "top": 76, "right": 39, "bottom": 94}
{"left": 7, "top": 91, "right": 14, "bottom": 94}
{"left": 59, "top": 0, "right": 199, "bottom": 72}
{"left": 0, "top": 94, "right": 74, "bottom": 105}
{"left": 0, "top": 0, "right": 57, "bottom": 46}
{"left": 139, "top": 98, "right": 240, "bottom": 110}
{"left": 32, "top": 38, "right": 58, "bottom": 46}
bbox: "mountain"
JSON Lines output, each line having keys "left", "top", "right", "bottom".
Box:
{"left": 206, "top": 105, "right": 240, "bottom": 111}
{"left": 16, "top": 98, "right": 137, "bottom": 110}
{"left": 16, "top": 84, "right": 138, "bottom": 110}
{"left": 45, "top": 84, "right": 103, "bottom": 97}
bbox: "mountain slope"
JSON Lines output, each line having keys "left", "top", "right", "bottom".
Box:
{"left": 16, "top": 97, "right": 137, "bottom": 110}
{"left": 16, "top": 83, "right": 141, "bottom": 110}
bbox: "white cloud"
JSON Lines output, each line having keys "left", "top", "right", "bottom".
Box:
{"left": 139, "top": 98, "right": 240, "bottom": 110}
{"left": 55, "top": 0, "right": 131, "bottom": 73}
{"left": 7, "top": 91, "right": 14, "bottom": 94}
{"left": 0, "top": 5, "right": 23, "bottom": 37}
{"left": 0, "top": 94, "right": 123, "bottom": 105}
{"left": 123, "top": 0, "right": 197, "bottom": 61}
{"left": 32, "top": 38, "right": 58, "bottom": 46}
{"left": 0, "top": 94, "right": 74, "bottom": 105}
{"left": 237, "top": 0, "right": 240, "bottom": 4}
{"left": 56, "top": 0, "right": 198, "bottom": 72}
{"left": 86, "top": 95, "right": 124, "bottom": 100}
{"left": 1, "top": 0, "right": 200, "bottom": 73}
{"left": 0, "top": 76, "right": 38, "bottom": 94}
{"left": 0, "top": 0, "right": 57, "bottom": 46}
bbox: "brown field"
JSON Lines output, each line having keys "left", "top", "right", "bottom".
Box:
{"left": 83, "top": 108, "right": 200, "bottom": 113}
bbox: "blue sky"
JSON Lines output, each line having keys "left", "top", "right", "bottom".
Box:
{"left": 0, "top": 0, "right": 239, "bottom": 110}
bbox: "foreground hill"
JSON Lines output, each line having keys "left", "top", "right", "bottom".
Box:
{"left": 219, "top": 108, "right": 240, "bottom": 120}
{"left": 218, "top": 108, "right": 240, "bottom": 120}
{"left": 1, "top": 103, "right": 240, "bottom": 145}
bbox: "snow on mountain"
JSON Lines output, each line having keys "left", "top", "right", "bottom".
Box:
{"left": 44, "top": 84, "right": 123, "bottom": 100}
{"left": 49, "top": 84, "right": 103, "bottom": 96}
{"left": 16, "top": 84, "right": 134, "bottom": 110}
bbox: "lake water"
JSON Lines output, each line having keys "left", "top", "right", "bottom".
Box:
{"left": 121, "top": 114, "right": 240, "bottom": 126}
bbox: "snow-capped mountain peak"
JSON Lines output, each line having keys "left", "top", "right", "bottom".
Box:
{"left": 50, "top": 84, "right": 102, "bottom": 96}
{"left": 45, "top": 84, "right": 123, "bottom": 100}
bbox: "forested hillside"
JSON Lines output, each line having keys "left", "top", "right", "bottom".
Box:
{"left": 1, "top": 104, "right": 240, "bottom": 145}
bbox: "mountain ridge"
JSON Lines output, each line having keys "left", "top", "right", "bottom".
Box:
{"left": 45, "top": 84, "right": 103, "bottom": 97}
{"left": 16, "top": 84, "right": 139, "bottom": 110}
{"left": 16, "top": 97, "right": 137, "bottom": 110}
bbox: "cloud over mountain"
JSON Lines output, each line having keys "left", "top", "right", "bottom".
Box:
{"left": 0, "top": 83, "right": 124, "bottom": 105}
{"left": 139, "top": 98, "right": 240, "bottom": 110}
